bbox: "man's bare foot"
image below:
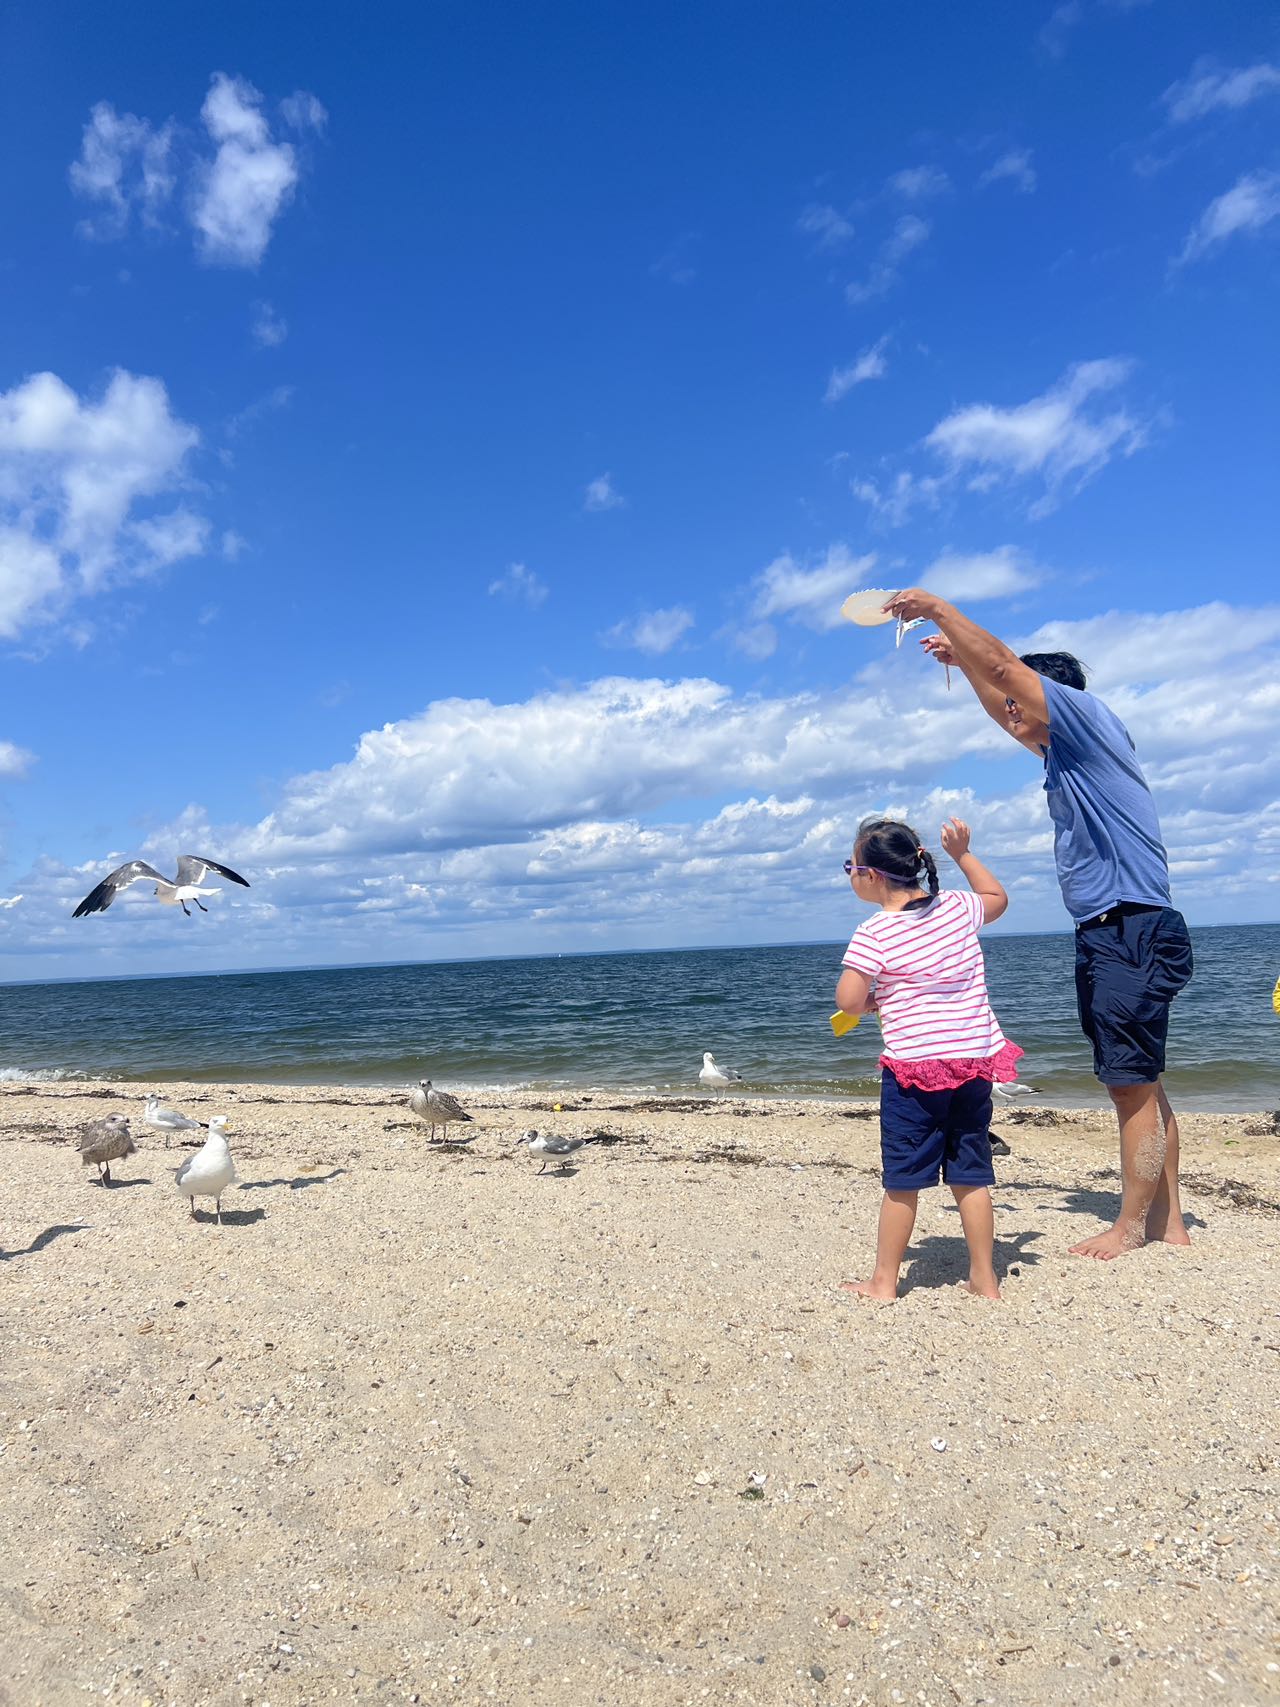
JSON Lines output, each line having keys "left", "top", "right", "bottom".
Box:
{"left": 960, "top": 1276, "right": 1002, "bottom": 1301}
{"left": 1070, "top": 1222, "right": 1147, "bottom": 1260}
{"left": 841, "top": 1277, "right": 897, "bottom": 1302}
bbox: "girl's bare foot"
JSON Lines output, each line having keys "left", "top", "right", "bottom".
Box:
{"left": 1144, "top": 1211, "right": 1192, "bottom": 1247}
{"left": 841, "top": 1277, "right": 898, "bottom": 1302}
{"left": 960, "top": 1276, "right": 1002, "bottom": 1301}
{"left": 1070, "top": 1221, "right": 1147, "bottom": 1260}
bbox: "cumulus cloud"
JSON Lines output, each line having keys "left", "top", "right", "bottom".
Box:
{"left": 583, "top": 472, "right": 626, "bottom": 513}
{"left": 1175, "top": 170, "right": 1280, "bottom": 266}
{"left": 825, "top": 336, "right": 890, "bottom": 403}
{"left": 251, "top": 301, "right": 288, "bottom": 347}
{"left": 850, "top": 470, "right": 944, "bottom": 529}
{"left": 487, "top": 562, "right": 548, "bottom": 607}
{"left": 189, "top": 73, "right": 307, "bottom": 266}
{"left": 887, "top": 166, "right": 950, "bottom": 200}
{"left": 1162, "top": 60, "right": 1280, "bottom": 124}
{"left": 746, "top": 542, "right": 876, "bottom": 639}
{"left": 924, "top": 358, "right": 1147, "bottom": 516}
{"left": 69, "top": 103, "right": 175, "bottom": 237}
{"left": 920, "top": 546, "right": 1042, "bottom": 601}
{"left": 978, "top": 150, "right": 1037, "bottom": 193}
{"left": 604, "top": 606, "right": 695, "bottom": 655}
{"left": 797, "top": 203, "right": 855, "bottom": 250}
{"left": 0, "top": 742, "right": 34, "bottom": 778}
{"left": 0, "top": 368, "right": 204, "bottom": 637}
{"left": 845, "top": 214, "right": 930, "bottom": 305}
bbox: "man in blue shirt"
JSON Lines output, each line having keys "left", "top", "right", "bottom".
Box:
{"left": 884, "top": 589, "right": 1193, "bottom": 1261}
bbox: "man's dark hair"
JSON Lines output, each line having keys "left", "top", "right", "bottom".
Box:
{"left": 1018, "top": 651, "right": 1087, "bottom": 691}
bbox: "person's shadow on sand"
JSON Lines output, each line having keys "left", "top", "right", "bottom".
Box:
{"left": 899, "top": 1226, "right": 1043, "bottom": 1294}
{"left": 997, "top": 1178, "right": 1207, "bottom": 1233}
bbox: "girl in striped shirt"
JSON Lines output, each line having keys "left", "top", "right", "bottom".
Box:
{"left": 835, "top": 815, "right": 1022, "bottom": 1302}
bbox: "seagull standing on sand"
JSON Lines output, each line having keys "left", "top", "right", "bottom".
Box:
{"left": 993, "top": 1082, "right": 1042, "bottom": 1101}
{"left": 175, "top": 1117, "right": 238, "bottom": 1223}
{"left": 143, "top": 1095, "right": 204, "bottom": 1149}
{"left": 519, "top": 1129, "right": 587, "bottom": 1174}
{"left": 73, "top": 855, "right": 250, "bottom": 919}
{"left": 78, "top": 1114, "right": 136, "bottom": 1185}
{"left": 699, "top": 1052, "right": 742, "bottom": 1097}
{"left": 409, "top": 1079, "right": 473, "bottom": 1142}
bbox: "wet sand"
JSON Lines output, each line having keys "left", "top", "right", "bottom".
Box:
{"left": 2, "top": 1081, "right": 1278, "bottom": 1706}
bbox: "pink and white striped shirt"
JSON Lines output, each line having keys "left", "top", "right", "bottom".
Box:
{"left": 842, "top": 889, "right": 1007, "bottom": 1063}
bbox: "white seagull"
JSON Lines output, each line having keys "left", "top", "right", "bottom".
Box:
{"left": 73, "top": 855, "right": 250, "bottom": 919}
{"left": 409, "top": 1079, "right": 473, "bottom": 1142}
{"left": 143, "top": 1095, "right": 205, "bottom": 1148}
{"left": 175, "top": 1117, "right": 238, "bottom": 1223}
{"left": 519, "top": 1128, "right": 587, "bottom": 1174}
{"left": 699, "top": 1052, "right": 743, "bottom": 1096}
{"left": 993, "top": 1082, "right": 1042, "bottom": 1101}
{"left": 78, "top": 1114, "right": 136, "bottom": 1185}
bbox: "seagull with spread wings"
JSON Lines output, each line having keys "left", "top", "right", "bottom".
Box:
{"left": 73, "top": 856, "right": 250, "bottom": 919}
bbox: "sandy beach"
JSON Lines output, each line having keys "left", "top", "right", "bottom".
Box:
{"left": 2, "top": 1081, "right": 1278, "bottom": 1707}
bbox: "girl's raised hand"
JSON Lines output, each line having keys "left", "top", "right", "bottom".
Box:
{"left": 940, "top": 816, "right": 971, "bottom": 861}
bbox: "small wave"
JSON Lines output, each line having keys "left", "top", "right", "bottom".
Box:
{"left": 0, "top": 1066, "right": 87, "bottom": 1084}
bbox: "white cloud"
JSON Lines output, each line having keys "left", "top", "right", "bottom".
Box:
{"left": 1175, "top": 170, "right": 1280, "bottom": 266}
{"left": 251, "top": 301, "right": 288, "bottom": 347}
{"left": 850, "top": 470, "right": 944, "bottom": 529}
{"left": 487, "top": 562, "right": 548, "bottom": 607}
{"left": 1163, "top": 60, "right": 1280, "bottom": 124}
{"left": 924, "top": 358, "right": 1146, "bottom": 515}
{"left": 1039, "top": 0, "right": 1152, "bottom": 58}
{"left": 604, "top": 606, "right": 694, "bottom": 655}
{"left": 0, "top": 368, "right": 204, "bottom": 637}
{"left": 846, "top": 215, "right": 930, "bottom": 305}
{"left": 887, "top": 166, "right": 950, "bottom": 200}
{"left": 748, "top": 543, "right": 876, "bottom": 634}
{"left": 978, "top": 149, "right": 1037, "bottom": 193}
{"left": 0, "top": 892, "right": 24, "bottom": 907}
{"left": 584, "top": 472, "right": 625, "bottom": 512}
{"left": 824, "top": 336, "right": 890, "bottom": 403}
{"left": 221, "top": 529, "right": 248, "bottom": 561}
{"left": 920, "top": 546, "right": 1042, "bottom": 602}
{"left": 280, "top": 91, "right": 329, "bottom": 132}
{"left": 0, "top": 742, "right": 34, "bottom": 778}
{"left": 190, "top": 73, "right": 311, "bottom": 266}
{"left": 797, "top": 203, "right": 854, "bottom": 250}
{"left": 69, "top": 102, "right": 174, "bottom": 238}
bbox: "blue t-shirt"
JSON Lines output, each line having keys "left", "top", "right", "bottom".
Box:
{"left": 1041, "top": 678, "right": 1171, "bottom": 922}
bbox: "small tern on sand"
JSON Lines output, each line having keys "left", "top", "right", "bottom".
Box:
{"left": 699, "top": 1052, "right": 742, "bottom": 1096}
{"left": 73, "top": 855, "right": 250, "bottom": 919}
{"left": 143, "top": 1095, "right": 204, "bottom": 1148}
{"left": 993, "top": 1082, "right": 1041, "bottom": 1101}
{"left": 78, "top": 1114, "right": 136, "bottom": 1185}
{"left": 520, "top": 1129, "right": 587, "bottom": 1174}
{"left": 409, "top": 1079, "right": 473, "bottom": 1142}
{"left": 175, "top": 1117, "right": 238, "bottom": 1224}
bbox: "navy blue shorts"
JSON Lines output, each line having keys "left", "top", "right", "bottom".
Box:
{"left": 1074, "top": 904, "right": 1193, "bottom": 1086}
{"left": 879, "top": 1069, "right": 996, "bottom": 1192}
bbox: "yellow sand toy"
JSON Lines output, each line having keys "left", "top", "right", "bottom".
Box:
{"left": 1273, "top": 975, "right": 1280, "bottom": 1017}
{"left": 830, "top": 1009, "right": 861, "bottom": 1037}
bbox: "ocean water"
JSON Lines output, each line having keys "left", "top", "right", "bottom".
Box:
{"left": 0, "top": 924, "right": 1277, "bottom": 1111}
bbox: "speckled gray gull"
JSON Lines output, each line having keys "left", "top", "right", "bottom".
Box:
{"left": 520, "top": 1128, "right": 587, "bottom": 1174}
{"left": 175, "top": 1117, "right": 238, "bottom": 1223}
{"left": 78, "top": 1114, "right": 137, "bottom": 1185}
{"left": 409, "top": 1079, "right": 474, "bottom": 1142}
{"left": 73, "top": 855, "right": 250, "bottom": 919}
{"left": 143, "top": 1095, "right": 205, "bottom": 1149}
{"left": 699, "top": 1052, "right": 742, "bottom": 1096}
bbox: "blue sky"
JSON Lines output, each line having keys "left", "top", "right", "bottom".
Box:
{"left": 1, "top": 0, "right": 1278, "bottom": 981}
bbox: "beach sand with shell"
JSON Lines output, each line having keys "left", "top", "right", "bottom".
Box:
{"left": 2, "top": 1080, "right": 1278, "bottom": 1706}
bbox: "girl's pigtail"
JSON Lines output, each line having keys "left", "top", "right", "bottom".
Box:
{"left": 918, "top": 848, "right": 940, "bottom": 897}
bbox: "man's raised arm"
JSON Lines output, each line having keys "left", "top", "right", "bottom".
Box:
{"left": 883, "top": 589, "right": 1050, "bottom": 750}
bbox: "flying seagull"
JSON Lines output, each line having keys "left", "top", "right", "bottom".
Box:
{"left": 143, "top": 1095, "right": 205, "bottom": 1148}
{"left": 699, "top": 1052, "right": 743, "bottom": 1096}
{"left": 78, "top": 1114, "right": 136, "bottom": 1185}
{"left": 519, "top": 1128, "right": 587, "bottom": 1174}
{"left": 409, "top": 1079, "right": 473, "bottom": 1142}
{"left": 175, "top": 1117, "right": 238, "bottom": 1224}
{"left": 73, "top": 856, "right": 250, "bottom": 919}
